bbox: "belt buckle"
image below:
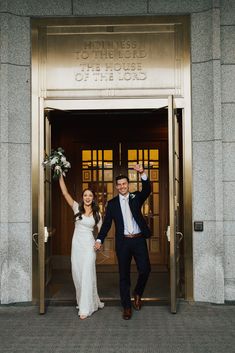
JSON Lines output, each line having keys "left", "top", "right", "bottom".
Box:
{"left": 125, "top": 233, "right": 141, "bottom": 238}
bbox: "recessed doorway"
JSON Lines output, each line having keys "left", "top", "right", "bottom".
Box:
{"left": 32, "top": 16, "right": 193, "bottom": 313}
{"left": 44, "top": 108, "right": 183, "bottom": 304}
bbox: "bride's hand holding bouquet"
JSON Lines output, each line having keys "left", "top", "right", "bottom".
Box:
{"left": 42, "top": 147, "right": 71, "bottom": 180}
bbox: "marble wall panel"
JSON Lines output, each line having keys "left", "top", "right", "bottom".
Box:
{"left": 191, "top": 63, "right": 214, "bottom": 141}
{"left": 0, "top": 13, "right": 30, "bottom": 66}
{"left": 192, "top": 141, "right": 215, "bottom": 220}
{"left": 0, "top": 222, "right": 8, "bottom": 302}
{"left": 0, "top": 143, "right": 8, "bottom": 223}
{"left": 0, "top": 0, "right": 72, "bottom": 16}
{"left": 224, "top": 236, "right": 235, "bottom": 279}
{"left": 221, "top": 26, "right": 235, "bottom": 64}
{"left": 221, "top": 66, "right": 235, "bottom": 103}
{"left": 191, "top": 10, "right": 212, "bottom": 62}
{"left": 8, "top": 143, "right": 30, "bottom": 223}
{"left": 223, "top": 143, "right": 235, "bottom": 181}
{"left": 0, "top": 0, "right": 7, "bottom": 12}
{"left": 0, "top": 64, "right": 8, "bottom": 143}
{"left": 213, "top": 140, "right": 223, "bottom": 220}
{"left": 0, "top": 64, "right": 30, "bottom": 144}
{"left": 149, "top": 0, "right": 212, "bottom": 14}
{"left": 224, "top": 221, "right": 235, "bottom": 236}
{"left": 7, "top": 65, "right": 30, "bottom": 144}
{"left": 223, "top": 182, "right": 235, "bottom": 221}
{"left": 222, "top": 103, "right": 235, "bottom": 141}
{"left": 193, "top": 221, "right": 224, "bottom": 303}
{"left": 73, "top": 0, "right": 147, "bottom": 15}
{"left": 221, "top": 0, "right": 235, "bottom": 25}
{"left": 4, "top": 222, "right": 31, "bottom": 303}
{"left": 212, "top": 60, "right": 222, "bottom": 140}
{"left": 225, "top": 279, "right": 235, "bottom": 300}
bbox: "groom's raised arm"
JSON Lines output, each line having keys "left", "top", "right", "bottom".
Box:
{"left": 139, "top": 175, "right": 151, "bottom": 204}
{"left": 133, "top": 164, "right": 151, "bottom": 204}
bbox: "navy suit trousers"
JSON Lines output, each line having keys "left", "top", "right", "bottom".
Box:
{"left": 116, "top": 237, "right": 151, "bottom": 309}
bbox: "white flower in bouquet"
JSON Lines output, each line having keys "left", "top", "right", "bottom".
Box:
{"left": 42, "top": 147, "right": 71, "bottom": 180}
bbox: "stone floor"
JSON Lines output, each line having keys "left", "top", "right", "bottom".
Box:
{"left": 1, "top": 302, "right": 235, "bottom": 353}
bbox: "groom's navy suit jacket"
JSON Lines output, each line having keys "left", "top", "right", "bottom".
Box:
{"left": 97, "top": 178, "right": 151, "bottom": 252}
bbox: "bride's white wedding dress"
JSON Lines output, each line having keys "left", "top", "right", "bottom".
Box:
{"left": 71, "top": 201, "right": 104, "bottom": 318}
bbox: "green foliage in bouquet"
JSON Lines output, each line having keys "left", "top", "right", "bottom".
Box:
{"left": 42, "top": 147, "right": 71, "bottom": 180}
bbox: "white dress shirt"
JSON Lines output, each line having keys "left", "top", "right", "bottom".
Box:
{"left": 119, "top": 174, "right": 147, "bottom": 235}
{"left": 96, "top": 173, "right": 147, "bottom": 241}
{"left": 119, "top": 194, "right": 141, "bottom": 235}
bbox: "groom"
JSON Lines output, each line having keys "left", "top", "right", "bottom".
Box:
{"left": 95, "top": 164, "right": 151, "bottom": 320}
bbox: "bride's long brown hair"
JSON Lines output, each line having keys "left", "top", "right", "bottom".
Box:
{"left": 74, "top": 188, "right": 100, "bottom": 225}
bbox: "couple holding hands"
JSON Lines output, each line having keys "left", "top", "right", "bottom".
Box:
{"left": 59, "top": 164, "right": 151, "bottom": 320}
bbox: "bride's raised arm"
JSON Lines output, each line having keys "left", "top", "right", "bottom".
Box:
{"left": 59, "top": 174, "right": 74, "bottom": 208}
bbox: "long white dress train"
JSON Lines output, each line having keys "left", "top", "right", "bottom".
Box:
{"left": 71, "top": 201, "right": 104, "bottom": 318}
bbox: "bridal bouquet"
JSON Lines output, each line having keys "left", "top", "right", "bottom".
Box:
{"left": 42, "top": 147, "right": 71, "bottom": 180}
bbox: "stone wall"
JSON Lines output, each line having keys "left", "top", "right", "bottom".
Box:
{"left": 0, "top": 9, "right": 31, "bottom": 303}
{"left": 221, "top": 0, "right": 235, "bottom": 300}
{"left": 0, "top": 0, "right": 234, "bottom": 303}
{"left": 191, "top": 4, "right": 224, "bottom": 303}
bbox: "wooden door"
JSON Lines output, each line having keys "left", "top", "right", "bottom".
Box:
{"left": 51, "top": 109, "right": 169, "bottom": 270}
{"left": 122, "top": 142, "right": 168, "bottom": 266}
{"left": 76, "top": 143, "right": 119, "bottom": 265}
{"left": 77, "top": 141, "right": 168, "bottom": 267}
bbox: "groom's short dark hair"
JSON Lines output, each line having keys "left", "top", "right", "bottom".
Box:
{"left": 115, "top": 174, "right": 129, "bottom": 184}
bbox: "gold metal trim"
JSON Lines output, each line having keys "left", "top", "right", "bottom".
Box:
{"left": 38, "top": 98, "right": 45, "bottom": 314}
{"left": 31, "top": 26, "right": 39, "bottom": 304}
{"left": 31, "top": 16, "right": 190, "bottom": 27}
{"left": 182, "top": 17, "right": 193, "bottom": 301}
{"left": 168, "top": 95, "right": 177, "bottom": 313}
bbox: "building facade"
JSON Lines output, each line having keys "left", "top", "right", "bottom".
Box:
{"left": 0, "top": 0, "right": 235, "bottom": 305}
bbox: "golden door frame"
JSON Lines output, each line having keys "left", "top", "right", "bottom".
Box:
{"left": 32, "top": 16, "right": 193, "bottom": 307}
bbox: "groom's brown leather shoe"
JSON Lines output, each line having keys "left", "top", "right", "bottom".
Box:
{"left": 123, "top": 308, "right": 132, "bottom": 320}
{"left": 133, "top": 293, "right": 142, "bottom": 311}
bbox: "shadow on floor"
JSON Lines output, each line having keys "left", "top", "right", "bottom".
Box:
{"left": 47, "top": 269, "right": 170, "bottom": 304}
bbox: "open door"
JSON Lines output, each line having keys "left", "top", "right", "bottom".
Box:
{"left": 38, "top": 105, "right": 53, "bottom": 314}
{"left": 78, "top": 139, "right": 168, "bottom": 269}
{"left": 168, "top": 95, "right": 183, "bottom": 313}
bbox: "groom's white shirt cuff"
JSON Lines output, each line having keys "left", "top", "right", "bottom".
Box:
{"left": 141, "top": 173, "right": 147, "bottom": 180}
{"left": 96, "top": 239, "right": 101, "bottom": 243}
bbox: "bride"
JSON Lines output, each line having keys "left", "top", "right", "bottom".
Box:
{"left": 59, "top": 174, "right": 104, "bottom": 319}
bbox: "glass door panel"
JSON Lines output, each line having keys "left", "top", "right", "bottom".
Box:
{"left": 125, "top": 144, "right": 167, "bottom": 266}
{"left": 81, "top": 147, "right": 116, "bottom": 264}
{"left": 79, "top": 140, "right": 168, "bottom": 268}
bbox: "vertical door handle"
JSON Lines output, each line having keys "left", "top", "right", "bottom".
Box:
{"left": 32, "top": 233, "right": 38, "bottom": 249}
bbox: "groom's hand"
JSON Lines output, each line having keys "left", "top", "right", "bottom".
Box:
{"left": 133, "top": 164, "right": 144, "bottom": 174}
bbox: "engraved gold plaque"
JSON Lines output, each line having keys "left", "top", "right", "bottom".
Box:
{"left": 40, "top": 22, "right": 186, "bottom": 99}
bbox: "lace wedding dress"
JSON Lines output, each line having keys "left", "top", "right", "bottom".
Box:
{"left": 71, "top": 201, "right": 104, "bottom": 318}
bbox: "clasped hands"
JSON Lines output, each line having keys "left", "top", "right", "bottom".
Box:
{"left": 94, "top": 241, "right": 102, "bottom": 251}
